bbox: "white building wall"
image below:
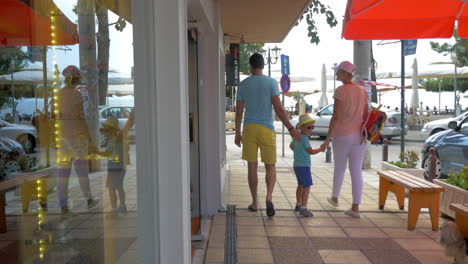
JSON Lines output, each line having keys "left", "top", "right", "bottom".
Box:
{"left": 197, "top": 0, "right": 224, "bottom": 216}
{"left": 133, "top": 0, "right": 191, "bottom": 262}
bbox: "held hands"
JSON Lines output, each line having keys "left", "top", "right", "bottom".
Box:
{"left": 235, "top": 133, "right": 242, "bottom": 147}
{"left": 290, "top": 128, "right": 300, "bottom": 141}
{"left": 320, "top": 138, "right": 330, "bottom": 151}
{"left": 319, "top": 144, "right": 327, "bottom": 152}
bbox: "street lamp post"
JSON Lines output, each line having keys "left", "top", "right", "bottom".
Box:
{"left": 262, "top": 45, "right": 281, "bottom": 77}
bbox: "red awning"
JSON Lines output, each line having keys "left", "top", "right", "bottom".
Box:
{"left": 342, "top": 0, "right": 468, "bottom": 40}
{"left": 0, "top": 0, "right": 79, "bottom": 46}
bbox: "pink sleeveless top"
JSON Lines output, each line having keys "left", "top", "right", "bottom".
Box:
{"left": 332, "top": 83, "right": 368, "bottom": 137}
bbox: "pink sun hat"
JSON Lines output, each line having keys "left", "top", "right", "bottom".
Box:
{"left": 333, "top": 61, "right": 355, "bottom": 74}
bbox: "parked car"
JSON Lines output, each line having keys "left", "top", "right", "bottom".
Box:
{"left": 0, "top": 137, "right": 26, "bottom": 181}
{"left": 98, "top": 105, "right": 135, "bottom": 146}
{"left": 291, "top": 103, "right": 408, "bottom": 140}
{"left": 420, "top": 111, "right": 468, "bottom": 140}
{"left": 421, "top": 115, "right": 468, "bottom": 180}
{"left": 0, "top": 119, "right": 37, "bottom": 153}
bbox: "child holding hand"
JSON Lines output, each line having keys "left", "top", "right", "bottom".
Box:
{"left": 290, "top": 114, "right": 326, "bottom": 217}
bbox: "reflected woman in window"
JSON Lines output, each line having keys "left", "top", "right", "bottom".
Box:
{"left": 55, "top": 65, "right": 98, "bottom": 215}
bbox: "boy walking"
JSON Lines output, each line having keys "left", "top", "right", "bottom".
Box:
{"left": 99, "top": 116, "right": 130, "bottom": 216}
{"left": 290, "top": 114, "right": 325, "bottom": 217}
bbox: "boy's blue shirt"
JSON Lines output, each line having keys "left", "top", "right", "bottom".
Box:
{"left": 236, "top": 75, "right": 279, "bottom": 131}
{"left": 292, "top": 134, "right": 311, "bottom": 167}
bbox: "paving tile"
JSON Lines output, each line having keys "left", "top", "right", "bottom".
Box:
{"left": 266, "top": 226, "right": 307, "bottom": 237}
{"left": 319, "top": 250, "right": 371, "bottom": 264}
{"left": 381, "top": 227, "right": 430, "bottom": 239}
{"left": 351, "top": 238, "right": 402, "bottom": 250}
{"left": 237, "top": 226, "right": 267, "bottom": 237}
{"left": 205, "top": 247, "right": 224, "bottom": 263}
{"left": 335, "top": 218, "right": 376, "bottom": 228}
{"left": 237, "top": 236, "right": 270, "bottom": 249}
{"left": 368, "top": 218, "right": 408, "bottom": 228}
{"left": 305, "top": 227, "right": 347, "bottom": 238}
{"left": 237, "top": 248, "right": 274, "bottom": 263}
{"left": 394, "top": 238, "right": 445, "bottom": 251}
{"left": 268, "top": 236, "right": 314, "bottom": 249}
{"left": 264, "top": 217, "right": 300, "bottom": 226}
{"left": 300, "top": 217, "right": 338, "bottom": 227}
{"left": 309, "top": 238, "right": 359, "bottom": 250}
{"left": 236, "top": 216, "right": 264, "bottom": 226}
{"left": 271, "top": 247, "right": 323, "bottom": 264}
{"left": 362, "top": 249, "right": 422, "bottom": 264}
{"left": 343, "top": 227, "right": 388, "bottom": 238}
{"left": 409, "top": 250, "right": 454, "bottom": 264}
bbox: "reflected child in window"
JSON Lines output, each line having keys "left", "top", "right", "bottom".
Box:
{"left": 290, "top": 114, "right": 326, "bottom": 217}
{"left": 99, "top": 116, "right": 130, "bottom": 217}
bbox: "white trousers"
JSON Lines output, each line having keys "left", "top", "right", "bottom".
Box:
{"left": 332, "top": 132, "right": 367, "bottom": 204}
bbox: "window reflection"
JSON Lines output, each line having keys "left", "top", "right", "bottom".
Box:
{"left": 0, "top": 0, "right": 136, "bottom": 262}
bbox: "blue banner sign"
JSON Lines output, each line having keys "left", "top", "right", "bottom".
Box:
{"left": 403, "top": 39, "right": 417, "bottom": 56}
{"left": 281, "top": 54, "right": 290, "bottom": 75}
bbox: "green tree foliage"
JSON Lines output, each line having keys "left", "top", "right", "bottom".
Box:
{"left": 0, "top": 47, "right": 29, "bottom": 75}
{"left": 239, "top": 43, "right": 265, "bottom": 75}
{"left": 430, "top": 29, "right": 468, "bottom": 67}
{"left": 419, "top": 78, "right": 468, "bottom": 93}
{"left": 297, "top": 0, "right": 338, "bottom": 44}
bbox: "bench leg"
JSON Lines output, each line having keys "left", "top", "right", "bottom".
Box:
{"left": 454, "top": 213, "right": 468, "bottom": 238}
{"left": 428, "top": 193, "right": 440, "bottom": 231}
{"left": 408, "top": 192, "right": 439, "bottom": 231}
{"left": 0, "top": 193, "right": 5, "bottom": 233}
{"left": 379, "top": 177, "right": 390, "bottom": 210}
{"left": 38, "top": 178, "right": 48, "bottom": 211}
{"left": 21, "top": 182, "right": 35, "bottom": 213}
{"left": 394, "top": 185, "right": 405, "bottom": 210}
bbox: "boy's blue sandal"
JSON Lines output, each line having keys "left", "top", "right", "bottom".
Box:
{"left": 247, "top": 205, "right": 258, "bottom": 212}
{"left": 266, "top": 201, "right": 275, "bottom": 217}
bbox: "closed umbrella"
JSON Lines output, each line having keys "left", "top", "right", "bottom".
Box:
{"left": 411, "top": 58, "right": 419, "bottom": 109}
{"left": 318, "top": 64, "right": 328, "bottom": 108}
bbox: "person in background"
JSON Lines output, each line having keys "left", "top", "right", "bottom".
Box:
{"left": 321, "top": 61, "right": 369, "bottom": 218}
{"left": 235, "top": 53, "right": 300, "bottom": 217}
{"left": 55, "top": 65, "right": 98, "bottom": 215}
{"left": 290, "top": 114, "right": 325, "bottom": 217}
{"left": 99, "top": 116, "right": 131, "bottom": 217}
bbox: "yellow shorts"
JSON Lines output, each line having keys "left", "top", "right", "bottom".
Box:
{"left": 242, "top": 123, "right": 276, "bottom": 164}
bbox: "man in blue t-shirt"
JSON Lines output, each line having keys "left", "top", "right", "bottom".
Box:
{"left": 235, "top": 53, "right": 300, "bottom": 217}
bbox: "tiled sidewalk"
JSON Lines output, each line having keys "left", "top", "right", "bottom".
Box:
{"left": 204, "top": 165, "right": 454, "bottom": 264}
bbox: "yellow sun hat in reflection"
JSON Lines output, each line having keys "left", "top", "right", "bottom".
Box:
{"left": 102, "top": 116, "right": 119, "bottom": 130}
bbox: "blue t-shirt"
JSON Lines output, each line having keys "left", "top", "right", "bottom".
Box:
{"left": 236, "top": 75, "right": 280, "bottom": 130}
{"left": 292, "top": 134, "right": 311, "bottom": 167}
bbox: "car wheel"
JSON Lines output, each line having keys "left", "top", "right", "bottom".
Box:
{"left": 3, "top": 160, "right": 21, "bottom": 180}
{"left": 422, "top": 151, "right": 442, "bottom": 181}
{"left": 17, "top": 134, "right": 35, "bottom": 154}
{"left": 430, "top": 128, "right": 444, "bottom": 136}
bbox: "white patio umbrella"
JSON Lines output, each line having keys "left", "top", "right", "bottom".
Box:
{"left": 411, "top": 58, "right": 419, "bottom": 109}
{"left": 318, "top": 64, "right": 328, "bottom": 108}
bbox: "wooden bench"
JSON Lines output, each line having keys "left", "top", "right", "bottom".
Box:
{"left": 449, "top": 203, "right": 468, "bottom": 238}
{"left": 377, "top": 170, "right": 444, "bottom": 231}
{"left": 0, "top": 173, "right": 49, "bottom": 233}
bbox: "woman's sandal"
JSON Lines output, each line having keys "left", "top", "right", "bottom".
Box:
{"left": 266, "top": 201, "right": 275, "bottom": 217}
{"left": 247, "top": 205, "right": 258, "bottom": 212}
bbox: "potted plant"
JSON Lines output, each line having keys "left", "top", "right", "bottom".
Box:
{"left": 381, "top": 150, "right": 425, "bottom": 179}
{"left": 433, "top": 166, "right": 468, "bottom": 218}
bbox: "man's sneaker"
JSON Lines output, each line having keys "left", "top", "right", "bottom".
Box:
{"left": 87, "top": 199, "right": 98, "bottom": 209}
{"left": 118, "top": 205, "right": 128, "bottom": 215}
{"left": 327, "top": 197, "right": 339, "bottom": 207}
{"left": 344, "top": 209, "right": 360, "bottom": 218}
{"left": 300, "top": 208, "right": 313, "bottom": 218}
{"left": 294, "top": 204, "right": 302, "bottom": 212}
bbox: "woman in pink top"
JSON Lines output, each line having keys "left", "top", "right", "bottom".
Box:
{"left": 321, "top": 61, "right": 369, "bottom": 218}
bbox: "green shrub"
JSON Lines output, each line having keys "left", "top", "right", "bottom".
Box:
{"left": 442, "top": 166, "right": 468, "bottom": 190}
{"left": 388, "top": 150, "right": 419, "bottom": 168}
{"left": 388, "top": 161, "right": 408, "bottom": 168}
